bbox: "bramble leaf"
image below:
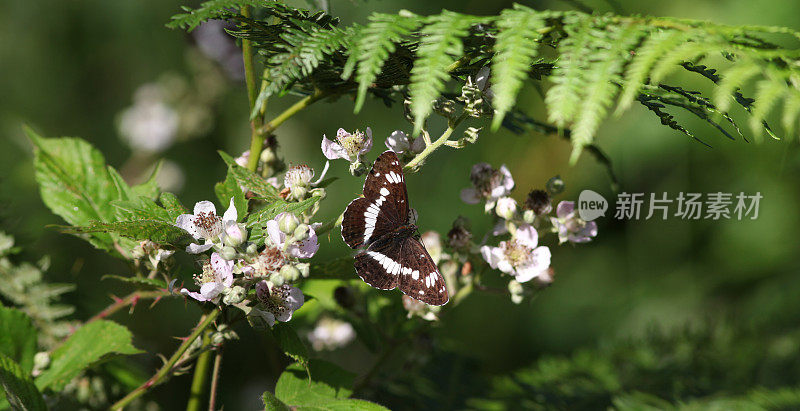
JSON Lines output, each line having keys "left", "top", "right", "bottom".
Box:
{"left": 35, "top": 320, "right": 142, "bottom": 392}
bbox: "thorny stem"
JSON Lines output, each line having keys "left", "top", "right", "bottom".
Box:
{"left": 86, "top": 290, "right": 168, "bottom": 326}
{"left": 207, "top": 346, "right": 224, "bottom": 411}
{"left": 186, "top": 331, "right": 213, "bottom": 411}
{"left": 404, "top": 113, "right": 469, "bottom": 171}
{"left": 110, "top": 309, "right": 221, "bottom": 410}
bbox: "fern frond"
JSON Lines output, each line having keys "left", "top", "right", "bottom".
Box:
{"left": 749, "top": 73, "right": 787, "bottom": 141}
{"left": 648, "top": 40, "right": 715, "bottom": 84}
{"left": 637, "top": 95, "right": 704, "bottom": 145}
{"left": 353, "top": 12, "right": 421, "bottom": 112}
{"left": 616, "top": 30, "right": 688, "bottom": 114}
{"left": 570, "top": 23, "right": 645, "bottom": 163}
{"left": 251, "top": 24, "right": 351, "bottom": 117}
{"left": 166, "top": 0, "right": 271, "bottom": 31}
{"left": 545, "top": 14, "right": 594, "bottom": 127}
{"left": 490, "top": 5, "right": 546, "bottom": 130}
{"left": 409, "top": 11, "right": 479, "bottom": 134}
{"left": 782, "top": 88, "right": 800, "bottom": 139}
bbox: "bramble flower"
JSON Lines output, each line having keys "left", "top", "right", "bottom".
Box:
{"left": 495, "top": 197, "right": 518, "bottom": 220}
{"left": 284, "top": 164, "right": 314, "bottom": 188}
{"left": 385, "top": 130, "right": 425, "bottom": 154}
{"left": 321, "top": 127, "right": 373, "bottom": 163}
{"left": 307, "top": 317, "right": 356, "bottom": 351}
{"left": 181, "top": 253, "right": 233, "bottom": 303}
{"left": 132, "top": 240, "right": 174, "bottom": 268}
{"left": 460, "top": 163, "right": 515, "bottom": 211}
{"left": 254, "top": 281, "right": 305, "bottom": 326}
{"left": 480, "top": 224, "right": 551, "bottom": 283}
{"left": 118, "top": 84, "right": 179, "bottom": 153}
{"left": 550, "top": 201, "right": 598, "bottom": 244}
{"left": 283, "top": 164, "right": 315, "bottom": 200}
{"left": 266, "top": 212, "right": 319, "bottom": 258}
{"left": 234, "top": 150, "right": 250, "bottom": 168}
{"left": 175, "top": 198, "right": 238, "bottom": 253}
{"left": 402, "top": 295, "right": 440, "bottom": 321}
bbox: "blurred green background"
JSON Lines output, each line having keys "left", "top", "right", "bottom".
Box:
{"left": 2, "top": 0, "right": 800, "bottom": 409}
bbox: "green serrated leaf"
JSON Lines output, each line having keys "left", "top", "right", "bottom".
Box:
{"left": 112, "top": 196, "right": 172, "bottom": 222}
{"left": 247, "top": 197, "right": 320, "bottom": 228}
{"left": 57, "top": 220, "right": 191, "bottom": 247}
{"left": 0, "top": 353, "right": 46, "bottom": 411}
{"left": 215, "top": 171, "right": 248, "bottom": 222}
{"left": 262, "top": 390, "right": 291, "bottom": 411}
{"left": 275, "top": 360, "right": 354, "bottom": 403}
{"left": 101, "top": 275, "right": 168, "bottom": 290}
{"left": 274, "top": 360, "right": 389, "bottom": 410}
{"left": 35, "top": 320, "right": 143, "bottom": 391}
{"left": 132, "top": 160, "right": 163, "bottom": 200}
{"left": 27, "top": 129, "right": 123, "bottom": 251}
{"left": 159, "top": 192, "right": 188, "bottom": 221}
{"left": 219, "top": 151, "right": 282, "bottom": 201}
{"left": 0, "top": 307, "right": 37, "bottom": 374}
{"left": 272, "top": 323, "right": 310, "bottom": 369}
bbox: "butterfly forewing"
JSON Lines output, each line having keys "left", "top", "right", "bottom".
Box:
{"left": 398, "top": 238, "right": 449, "bottom": 306}
{"left": 342, "top": 151, "right": 409, "bottom": 248}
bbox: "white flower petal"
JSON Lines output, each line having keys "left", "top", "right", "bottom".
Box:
{"left": 285, "top": 286, "right": 305, "bottom": 311}
{"left": 193, "top": 200, "right": 217, "bottom": 216}
{"left": 222, "top": 197, "right": 237, "bottom": 223}
{"left": 200, "top": 281, "right": 224, "bottom": 300}
{"left": 530, "top": 246, "right": 551, "bottom": 271}
{"left": 266, "top": 219, "right": 284, "bottom": 247}
{"left": 181, "top": 288, "right": 208, "bottom": 301}
{"left": 480, "top": 245, "right": 498, "bottom": 268}
{"left": 515, "top": 224, "right": 539, "bottom": 249}
{"left": 186, "top": 242, "right": 214, "bottom": 254}
{"left": 289, "top": 226, "right": 319, "bottom": 258}
{"left": 175, "top": 214, "right": 201, "bottom": 239}
{"left": 514, "top": 266, "right": 543, "bottom": 283}
{"left": 321, "top": 136, "right": 347, "bottom": 160}
{"left": 557, "top": 201, "right": 574, "bottom": 219}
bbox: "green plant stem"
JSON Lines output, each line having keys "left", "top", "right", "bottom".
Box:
{"left": 110, "top": 309, "right": 221, "bottom": 410}
{"left": 256, "top": 90, "right": 327, "bottom": 137}
{"left": 86, "top": 290, "right": 168, "bottom": 326}
{"left": 246, "top": 90, "right": 327, "bottom": 172}
{"left": 207, "top": 346, "right": 223, "bottom": 411}
{"left": 186, "top": 332, "right": 213, "bottom": 411}
{"left": 241, "top": 6, "right": 258, "bottom": 109}
{"left": 404, "top": 113, "right": 468, "bottom": 171}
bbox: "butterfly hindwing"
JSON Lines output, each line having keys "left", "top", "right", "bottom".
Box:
{"left": 398, "top": 237, "right": 449, "bottom": 306}
{"left": 353, "top": 238, "right": 402, "bottom": 290}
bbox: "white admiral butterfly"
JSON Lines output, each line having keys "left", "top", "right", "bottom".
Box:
{"left": 342, "top": 151, "right": 449, "bottom": 306}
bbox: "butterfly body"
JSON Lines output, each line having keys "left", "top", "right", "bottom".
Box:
{"left": 341, "top": 151, "right": 449, "bottom": 306}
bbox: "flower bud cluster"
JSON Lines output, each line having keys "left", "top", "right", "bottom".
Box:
{"left": 456, "top": 162, "right": 599, "bottom": 303}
